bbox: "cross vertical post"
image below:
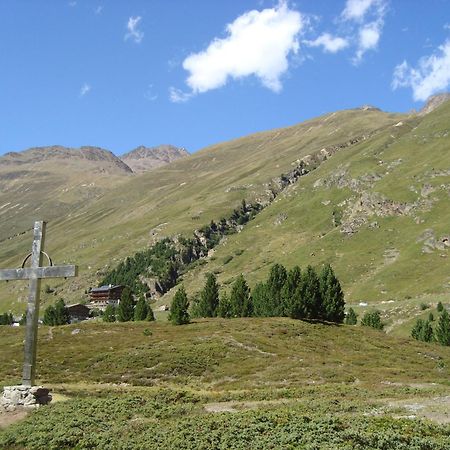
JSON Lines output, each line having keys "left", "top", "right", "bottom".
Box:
{"left": 22, "top": 221, "right": 45, "bottom": 386}
{"left": 0, "top": 220, "right": 77, "bottom": 390}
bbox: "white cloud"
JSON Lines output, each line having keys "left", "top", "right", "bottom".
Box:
{"left": 179, "top": 1, "right": 303, "bottom": 96}
{"left": 392, "top": 40, "right": 450, "bottom": 101}
{"left": 68, "top": 1, "right": 77, "bottom": 7}
{"left": 125, "top": 16, "right": 144, "bottom": 44}
{"left": 79, "top": 83, "right": 91, "bottom": 97}
{"left": 444, "top": 23, "right": 450, "bottom": 31}
{"left": 95, "top": 6, "right": 103, "bottom": 15}
{"left": 342, "top": 0, "right": 378, "bottom": 21}
{"left": 341, "top": 0, "right": 387, "bottom": 62}
{"left": 354, "top": 20, "right": 382, "bottom": 61}
{"left": 169, "top": 87, "right": 193, "bottom": 103}
{"left": 304, "top": 33, "right": 349, "bottom": 53}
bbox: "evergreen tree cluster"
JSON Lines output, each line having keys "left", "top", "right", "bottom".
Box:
{"left": 0, "top": 312, "right": 14, "bottom": 325}
{"left": 101, "top": 239, "right": 178, "bottom": 295}
{"left": 360, "top": 310, "right": 384, "bottom": 330}
{"left": 100, "top": 201, "right": 263, "bottom": 301}
{"left": 412, "top": 307, "right": 450, "bottom": 346}
{"left": 103, "top": 287, "right": 155, "bottom": 323}
{"left": 43, "top": 299, "right": 71, "bottom": 326}
{"left": 190, "top": 263, "right": 345, "bottom": 323}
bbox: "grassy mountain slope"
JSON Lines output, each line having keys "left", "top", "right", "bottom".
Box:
{"left": 0, "top": 108, "right": 402, "bottom": 312}
{"left": 167, "top": 102, "right": 450, "bottom": 326}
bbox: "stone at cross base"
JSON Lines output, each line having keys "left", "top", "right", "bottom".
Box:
{"left": 0, "top": 221, "right": 78, "bottom": 412}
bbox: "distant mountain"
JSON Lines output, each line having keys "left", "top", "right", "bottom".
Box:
{"left": 121, "top": 145, "right": 189, "bottom": 173}
{"left": 0, "top": 145, "right": 133, "bottom": 174}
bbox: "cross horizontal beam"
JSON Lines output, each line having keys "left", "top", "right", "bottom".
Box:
{"left": 0, "top": 265, "right": 77, "bottom": 281}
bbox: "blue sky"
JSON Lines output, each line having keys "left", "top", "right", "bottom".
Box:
{"left": 1, "top": 0, "right": 449, "bottom": 156}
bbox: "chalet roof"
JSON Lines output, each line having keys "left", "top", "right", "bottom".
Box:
{"left": 90, "top": 285, "right": 123, "bottom": 293}
{"left": 66, "top": 303, "right": 90, "bottom": 309}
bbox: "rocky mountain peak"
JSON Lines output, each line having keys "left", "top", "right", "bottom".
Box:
{"left": 419, "top": 92, "right": 450, "bottom": 116}
{"left": 121, "top": 144, "right": 189, "bottom": 173}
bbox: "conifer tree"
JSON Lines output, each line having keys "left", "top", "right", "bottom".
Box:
{"left": 117, "top": 287, "right": 134, "bottom": 322}
{"left": 281, "top": 266, "right": 301, "bottom": 317}
{"left": 345, "top": 308, "right": 358, "bottom": 325}
{"left": 265, "top": 264, "right": 287, "bottom": 316}
{"left": 54, "top": 298, "right": 71, "bottom": 325}
{"left": 230, "top": 274, "right": 252, "bottom": 317}
{"left": 361, "top": 310, "right": 384, "bottom": 330}
{"left": 103, "top": 305, "right": 116, "bottom": 322}
{"left": 197, "top": 273, "right": 219, "bottom": 317}
{"left": 298, "top": 265, "right": 321, "bottom": 320}
{"left": 412, "top": 319, "right": 434, "bottom": 342}
{"left": 217, "top": 292, "right": 232, "bottom": 318}
{"left": 169, "top": 286, "right": 190, "bottom": 325}
{"left": 43, "top": 305, "right": 57, "bottom": 326}
{"left": 251, "top": 282, "right": 269, "bottom": 317}
{"left": 435, "top": 309, "right": 450, "bottom": 346}
{"left": 437, "top": 301, "right": 444, "bottom": 312}
{"left": 134, "top": 295, "right": 149, "bottom": 321}
{"left": 319, "top": 264, "right": 345, "bottom": 323}
{"left": 421, "top": 320, "right": 434, "bottom": 342}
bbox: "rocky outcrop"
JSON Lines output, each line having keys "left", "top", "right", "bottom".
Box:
{"left": 1, "top": 386, "right": 52, "bottom": 411}
{"left": 419, "top": 93, "right": 450, "bottom": 116}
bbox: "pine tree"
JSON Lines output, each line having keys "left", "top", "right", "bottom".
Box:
{"left": 146, "top": 304, "right": 155, "bottom": 321}
{"left": 251, "top": 282, "right": 269, "bottom": 317}
{"left": 281, "top": 266, "right": 301, "bottom": 317}
{"left": 230, "top": 274, "right": 252, "bottom": 317}
{"left": 117, "top": 287, "right": 134, "bottom": 322}
{"left": 435, "top": 309, "right": 450, "bottom": 346}
{"left": 43, "top": 305, "right": 57, "bottom": 326}
{"left": 319, "top": 264, "right": 345, "bottom": 323}
{"left": 298, "top": 265, "right": 321, "bottom": 320}
{"left": 361, "top": 310, "right": 384, "bottom": 330}
{"left": 412, "top": 319, "right": 434, "bottom": 343}
{"left": 420, "top": 320, "right": 434, "bottom": 342}
{"left": 345, "top": 308, "right": 358, "bottom": 325}
{"left": 437, "top": 301, "right": 444, "bottom": 312}
{"left": 265, "top": 264, "right": 287, "bottom": 316}
{"left": 197, "top": 273, "right": 219, "bottom": 317}
{"left": 54, "top": 299, "right": 70, "bottom": 325}
{"left": 169, "top": 286, "right": 190, "bottom": 325}
{"left": 134, "top": 295, "right": 149, "bottom": 321}
{"left": 217, "top": 292, "right": 232, "bottom": 318}
{"left": 103, "top": 305, "right": 116, "bottom": 322}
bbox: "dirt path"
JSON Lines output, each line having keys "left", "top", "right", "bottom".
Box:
{"left": 0, "top": 408, "right": 29, "bottom": 429}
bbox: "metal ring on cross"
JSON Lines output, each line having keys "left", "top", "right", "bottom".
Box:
{"left": 21, "top": 251, "right": 53, "bottom": 268}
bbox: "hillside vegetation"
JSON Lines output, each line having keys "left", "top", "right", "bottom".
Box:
{"left": 1, "top": 318, "right": 450, "bottom": 448}
{"left": 0, "top": 102, "right": 449, "bottom": 336}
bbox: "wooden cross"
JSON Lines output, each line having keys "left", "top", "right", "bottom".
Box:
{"left": 0, "top": 221, "right": 77, "bottom": 386}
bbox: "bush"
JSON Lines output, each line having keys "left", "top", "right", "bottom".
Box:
{"left": 437, "top": 301, "right": 444, "bottom": 312}
{"left": 361, "top": 310, "right": 384, "bottom": 330}
{"left": 345, "top": 308, "right": 358, "bottom": 325}
{"left": 420, "top": 303, "right": 429, "bottom": 311}
{"left": 223, "top": 255, "right": 233, "bottom": 265}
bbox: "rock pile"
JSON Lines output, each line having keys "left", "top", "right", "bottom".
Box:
{"left": 1, "top": 385, "right": 52, "bottom": 411}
